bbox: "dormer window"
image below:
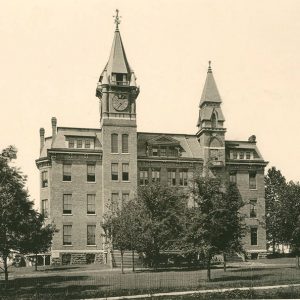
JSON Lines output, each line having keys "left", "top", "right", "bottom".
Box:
{"left": 152, "top": 148, "right": 158, "bottom": 156}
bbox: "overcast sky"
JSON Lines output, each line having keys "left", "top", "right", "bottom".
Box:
{"left": 1, "top": 0, "right": 300, "bottom": 207}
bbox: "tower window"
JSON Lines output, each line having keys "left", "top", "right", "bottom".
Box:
{"left": 122, "top": 134, "right": 129, "bottom": 153}
{"left": 41, "top": 199, "right": 48, "bottom": 218}
{"left": 250, "top": 199, "right": 257, "bottom": 218}
{"left": 211, "top": 113, "right": 217, "bottom": 128}
{"left": 250, "top": 227, "right": 258, "bottom": 245}
{"left": 249, "top": 172, "right": 257, "bottom": 189}
{"left": 41, "top": 171, "right": 48, "bottom": 188}
{"left": 63, "top": 163, "right": 71, "bottom": 181}
{"left": 122, "top": 163, "right": 129, "bottom": 181}
{"left": 111, "top": 163, "right": 118, "bottom": 181}
{"left": 111, "top": 134, "right": 118, "bottom": 153}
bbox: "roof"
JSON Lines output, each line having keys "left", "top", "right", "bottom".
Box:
{"left": 199, "top": 65, "right": 222, "bottom": 107}
{"left": 137, "top": 132, "right": 203, "bottom": 159}
{"left": 105, "top": 30, "right": 131, "bottom": 76}
{"left": 225, "top": 140, "right": 265, "bottom": 160}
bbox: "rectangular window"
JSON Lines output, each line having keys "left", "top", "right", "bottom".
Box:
{"left": 179, "top": 170, "right": 188, "bottom": 186}
{"left": 63, "top": 194, "right": 72, "bottom": 214}
{"left": 122, "top": 134, "right": 129, "bottom": 153}
{"left": 250, "top": 199, "right": 257, "bottom": 218}
{"left": 68, "top": 139, "right": 75, "bottom": 148}
{"left": 229, "top": 172, "right": 237, "bottom": 183}
{"left": 152, "top": 148, "right": 158, "bottom": 156}
{"left": 63, "top": 163, "right": 71, "bottom": 181}
{"left": 111, "top": 134, "right": 118, "bottom": 153}
{"left": 151, "top": 169, "right": 160, "bottom": 183}
{"left": 246, "top": 151, "right": 251, "bottom": 159}
{"left": 249, "top": 172, "right": 257, "bottom": 189}
{"left": 87, "top": 225, "right": 96, "bottom": 245}
{"left": 77, "top": 139, "right": 82, "bottom": 148}
{"left": 239, "top": 152, "right": 244, "bottom": 159}
{"left": 111, "top": 193, "right": 119, "bottom": 209}
{"left": 41, "top": 171, "right": 48, "bottom": 188}
{"left": 85, "top": 139, "right": 91, "bottom": 149}
{"left": 111, "top": 163, "right": 118, "bottom": 181}
{"left": 122, "top": 163, "right": 129, "bottom": 181}
{"left": 63, "top": 225, "right": 72, "bottom": 245}
{"left": 87, "top": 164, "right": 96, "bottom": 182}
{"left": 251, "top": 227, "right": 258, "bottom": 245}
{"left": 122, "top": 193, "right": 129, "bottom": 204}
{"left": 41, "top": 199, "right": 48, "bottom": 218}
{"left": 87, "top": 194, "right": 96, "bottom": 214}
{"left": 139, "top": 170, "right": 149, "bottom": 185}
{"left": 168, "top": 169, "right": 176, "bottom": 186}
{"left": 233, "top": 151, "right": 237, "bottom": 159}
{"left": 169, "top": 147, "right": 177, "bottom": 157}
{"left": 160, "top": 147, "right": 166, "bottom": 156}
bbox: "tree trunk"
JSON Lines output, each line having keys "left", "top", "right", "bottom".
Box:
{"left": 3, "top": 255, "right": 8, "bottom": 281}
{"left": 297, "top": 255, "right": 300, "bottom": 268}
{"left": 207, "top": 257, "right": 211, "bottom": 281}
{"left": 223, "top": 253, "right": 227, "bottom": 272}
{"left": 132, "top": 250, "right": 135, "bottom": 272}
{"left": 121, "top": 250, "right": 124, "bottom": 274}
{"left": 35, "top": 253, "right": 38, "bottom": 271}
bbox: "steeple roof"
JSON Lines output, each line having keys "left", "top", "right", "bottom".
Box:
{"left": 105, "top": 29, "right": 131, "bottom": 76}
{"left": 199, "top": 61, "right": 222, "bottom": 107}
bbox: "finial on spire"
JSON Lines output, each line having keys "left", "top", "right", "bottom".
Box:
{"left": 208, "top": 60, "right": 212, "bottom": 73}
{"left": 113, "top": 9, "right": 121, "bottom": 31}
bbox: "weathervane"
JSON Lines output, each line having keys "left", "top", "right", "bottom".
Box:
{"left": 208, "top": 60, "right": 212, "bottom": 73}
{"left": 113, "top": 9, "right": 121, "bottom": 31}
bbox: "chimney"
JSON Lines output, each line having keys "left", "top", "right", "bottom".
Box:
{"left": 51, "top": 117, "right": 57, "bottom": 139}
{"left": 39, "top": 128, "right": 45, "bottom": 154}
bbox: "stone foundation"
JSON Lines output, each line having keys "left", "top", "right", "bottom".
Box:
{"left": 51, "top": 252, "right": 105, "bottom": 265}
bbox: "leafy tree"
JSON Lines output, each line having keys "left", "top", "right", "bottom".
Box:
{"left": 265, "top": 167, "right": 287, "bottom": 253}
{"left": 0, "top": 146, "right": 55, "bottom": 280}
{"left": 103, "top": 183, "right": 187, "bottom": 270}
{"left": 179, "top": 175, "right": 245, "bottom": 281}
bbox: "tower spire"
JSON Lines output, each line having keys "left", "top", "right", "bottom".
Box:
{"left": 113, "top": 9, "right": 121, "bottom": 31}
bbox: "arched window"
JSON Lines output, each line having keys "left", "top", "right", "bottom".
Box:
{"left": 211, "top": 113, "right": 217, "bottom": 128}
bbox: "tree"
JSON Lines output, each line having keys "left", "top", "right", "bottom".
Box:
{"left": 265, "top": 167, "right": 287, "bottom": 253}
{"left": 102, "top": 183, "right": 187, "bottom": 270}
{"left": 0, "top": 146, "right": 55, "bottom": 280}
{"left": 179, "top": 175, "right": 245, "bottom": 281}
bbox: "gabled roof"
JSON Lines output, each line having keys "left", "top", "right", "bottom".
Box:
{"left": 146, "top": 135, "right": 181, "bottom": 146}
{"left": 199, "top": 62, "right": 222, "bottom": 107}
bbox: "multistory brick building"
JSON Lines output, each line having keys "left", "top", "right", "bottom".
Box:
{"left": 36, "top": 15, "right": 268, "bottom": 265}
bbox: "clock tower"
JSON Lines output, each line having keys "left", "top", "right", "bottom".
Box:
{"left": 96, "top": 10, "right": 139, "bottom": 212}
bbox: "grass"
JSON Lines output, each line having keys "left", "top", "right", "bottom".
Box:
{"left": 0, "top": 258, "right": 300, "bottom": 299}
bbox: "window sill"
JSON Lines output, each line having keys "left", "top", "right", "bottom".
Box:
{"left": 86, "top": 181, "right": 96, "bottom": 184}
{"left": 249, "top": 188, "right": 258, "bottom": 191}
{"left": 121, "top": 153, "right": 130, "bottom": 155}
{"left": 63, "top": 244, "right": 73, "bottom": 247}
{"left": 87, "top": 214, "right": 96, "bottom": 216}
{"left": 122, "top": 181, "right": 130, "bottom": 183}
{"left": 63, "top": 214, "right": 73, "bottom": 216}
{"left": 86, "top": 245, "right": 97, "bottom": 247}
{"left": 62, "top": 181, "right": 72, "bottom": 183}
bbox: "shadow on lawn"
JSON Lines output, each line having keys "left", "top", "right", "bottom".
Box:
{"left": 210, "top": 273, "right": 272, "bottom": 282}
{"left": 230, "top": 266, "right": 294, "bottom": 273}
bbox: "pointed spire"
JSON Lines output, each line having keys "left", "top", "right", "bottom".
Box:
{"left": 199, "top": 61, "right": 222, "bottom": 107}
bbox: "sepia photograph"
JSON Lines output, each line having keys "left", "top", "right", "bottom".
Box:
{"left": 1, "top": 0, "right": 300, "bottom": 299}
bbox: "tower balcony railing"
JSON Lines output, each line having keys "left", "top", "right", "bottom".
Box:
{"left": 111, "top": 81, "right": 129, "bottom": 86}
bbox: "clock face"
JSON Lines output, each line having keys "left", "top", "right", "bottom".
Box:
{"left": 112, "top": 94, "right": 129, "bottom": 111}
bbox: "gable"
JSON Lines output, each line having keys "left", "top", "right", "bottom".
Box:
{"left": 147, "top": 135, "right": 180, "bottom": 146}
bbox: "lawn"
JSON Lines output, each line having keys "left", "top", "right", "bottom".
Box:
{"left": 1, "top": 258, "right": 300, "bottom": 299}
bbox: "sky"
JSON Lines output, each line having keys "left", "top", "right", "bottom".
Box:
{"left": 1, "top": 0, "right": 300, "bottom": 208}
